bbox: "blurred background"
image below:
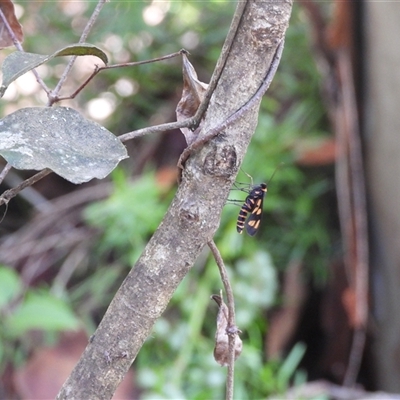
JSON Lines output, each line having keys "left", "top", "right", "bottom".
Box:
{"left": 0, "top": 1, "right": 398, "bottom": 399}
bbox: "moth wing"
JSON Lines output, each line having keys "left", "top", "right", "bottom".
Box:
{"left": 245, "top": 196, "right": 264, "bottom": 236}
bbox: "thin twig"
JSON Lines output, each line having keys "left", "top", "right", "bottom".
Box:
{"left": 178, "top": 39, "right": 285, "bottom": 169}
{"left": 55, "top": 66, "right": 101, "bottom": 102}
{"left": 56, "top": 50, "right": 185, "bottom": 102}
{"left": 50, "top": 0, "right": 108, "bottom": 104}
{"left": 51, "top": 244, "right": 89, "bottom": 296}
{"left": 0, "top": 6, "right": 50, "bottom": 93}
{"left": 0, "top": 163, "right": 12, "bottom": 185}
{"left": 208, "top": 240, "right": 235, "bottom": 329}
{"left": 344, "top": 328, "right": 366, "bottom": 387}
{"left": 208, "top": 240, "right": 237, "bottom": 400}
{"left": 119, "top": 119, "right": 193, "bottom": 143}
{"left": 339, "top": 50, "right": 368, "bottom": 387}
{"left": 0, "top": 169, "right": 52, "bottom": 206}
{"left": 192, "top": 1, "right": 248, "bottom": 127}
{"left": 0, "top": 6, "right": 21, "bottom": 49}
{"left": 2, "top": 169, "right": 53, "bottom": 212}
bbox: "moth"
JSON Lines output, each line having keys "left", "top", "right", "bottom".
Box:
{"left": 231, "top": 164, "right": 282, "bottom": 236}
{"left": 236, "top": 183, "right": 267, "bottom": 236}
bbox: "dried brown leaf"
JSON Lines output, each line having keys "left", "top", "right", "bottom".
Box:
{"left": 211, "top": 294, "right": 242, "bottom": 367}
{"left": 176, "top": 53, "right": 208, "bottom": 145}
{"left": 0, "top": 0, "right": 23, "bottom": 49}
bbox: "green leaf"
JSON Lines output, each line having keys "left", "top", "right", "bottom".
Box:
{"left": 0, "top": 106, "right": 128, "bottom": 184}
{"left": 54, "top": 43, "right": 108, "bottom": 63}
{"left": 0, "top": 43, "right": 108, "bottom": 96}
{"left": 0, "top": 266, "right": 21, "bottom": 308}
{"left": 84, "top": 171, "right": 168, "bottom": 263}
{"left": 5, "top": 291, "right": 80, "bottom": 337}
{"left": 276, "top": 342, "right": 306, "bottom": 390}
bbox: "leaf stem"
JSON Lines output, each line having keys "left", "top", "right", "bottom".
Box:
{"left": 0, "top": 6, "right": 50, "bottom": 94}
{"left": 0, "top": 6, "right": 21, "bottom": 49}
{"left": 56, "top": 50, "right": 185, "bottom": 102}
{"left": 0, "top": 169, "right": 52, "bottom": 206}
{"left": 0, "top": 163, "right": 12, "bottom": 185}
{"left": 208, "top": 239, "right": 237, "bottom": 400}
{"left": 119, "top": 117, "right": 193, "bottom": 143}
{"left": 50, "top": 0, "right": 108, "bottom": 104}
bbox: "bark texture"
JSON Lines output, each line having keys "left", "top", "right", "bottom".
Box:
{"left": 365, "top": 2, "right": 400, "bottom": 392}
{"left": 57, "top": 1, "right": 293, "bottom": 398}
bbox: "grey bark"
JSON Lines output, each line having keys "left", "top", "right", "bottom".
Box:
{"left": 365, "top": 2, "right": 400, "bottom": 392}
{"left": 56, "top": 1, "right": 293, "bottom": 398}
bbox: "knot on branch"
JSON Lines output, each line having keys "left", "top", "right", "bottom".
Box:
{"left": 179, "top": 200, "right": 200, "bottom": 223}
{"left": 203, "top": 144, "right": 237, "bottom": 178}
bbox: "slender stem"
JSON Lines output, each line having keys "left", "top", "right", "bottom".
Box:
{"left": 102, "top": 50, "right": 185, "bottom": 71}
{"left": 50, "top": 0, "right": 108, "bottom": 103}
{"left": 56, "top": 67, "right": 101, "bottom": 102}
{"left": 338, "top": 50, "right": 368, "bottom": 387}
{"left": 0, "top": 6, "right": 22, "bottom": 49}
{"left": 79, "top": 1, "right": 106, "bottom": 42}
{"left": 208, "top": 240, "right": 236, "bottom": 400}
{"left": 0, "top": 7, "right": 50, "bottom": 93}
{"left": 56, "top": 50, "right": 184, "bottom": 102}
{"left": 119, "top": 118, "right": 193, "bottom": 143}
{"left": 0, "top": 169, "right": 52, "bottom": 206}
{"left": 192, "top": 1, "right": 248, "bottom": 128}
{"left": 343, "top": 328, "right": 366, "bottom": 387}
{"left": 0, "top": 163, "right": 12, "bottom": 185}
{"left": 208, "top": 240, "right": 235, "bottom": 326}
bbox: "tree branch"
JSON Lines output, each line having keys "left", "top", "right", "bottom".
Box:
{"left": 56, "top": 2, "right": 293, "bottom": 398}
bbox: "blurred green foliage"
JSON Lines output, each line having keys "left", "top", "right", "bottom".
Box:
{"left": 84, "top": 169, "right": 170, "bottom": 265}
{"left": 0, "top": 1, "right": 339, "bottom": 398}
{"left": 0, "top": 266, "right": 79, "bottom": 374}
